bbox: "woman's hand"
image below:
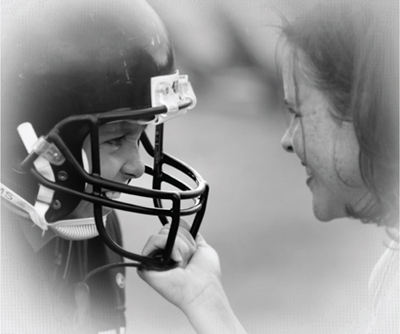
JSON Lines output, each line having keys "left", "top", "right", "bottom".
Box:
{"left": 137, "top": 222, "right": 248, "bottom": 333}
{"left": 137, "top": 221, "right": 222, "bottom": 311}
{"left": 141, "top": 220, "right": 198, "bottom": 268}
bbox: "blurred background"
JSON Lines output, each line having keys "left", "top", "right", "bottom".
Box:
{"left": 117, "top": 0, "right": 395, "bottom": 333}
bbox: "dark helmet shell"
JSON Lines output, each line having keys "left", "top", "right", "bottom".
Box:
{"left": 2, "top": 0, "right": 175, "bottom": 216}
{"left": 3, "top": 0, "right": 175, "bottom": 131}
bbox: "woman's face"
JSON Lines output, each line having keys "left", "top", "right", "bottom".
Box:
{"left": 281, "top": 51, "right": 370, "bottom": 221}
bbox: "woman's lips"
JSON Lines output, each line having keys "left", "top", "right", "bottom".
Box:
{"left": 302, "top": 162, "right": 314, "bottom": 186}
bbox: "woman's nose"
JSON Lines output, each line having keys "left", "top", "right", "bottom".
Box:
{"left": 281, "top": 128, "right": 294, "bottom": 153}
{"left": 121, "top": 148, "right": 145, "bottom": 179}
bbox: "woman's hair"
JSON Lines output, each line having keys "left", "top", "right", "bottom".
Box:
{"left": 278, "top": 2, "right": 399, "bottom": 229}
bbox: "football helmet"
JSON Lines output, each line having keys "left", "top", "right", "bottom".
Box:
{"left": 1, "top": 0, "right": 208, "bottom": 269}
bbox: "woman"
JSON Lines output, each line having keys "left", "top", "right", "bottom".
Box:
{"left": 138, "top": 2, "right": 399, "bottom": 333}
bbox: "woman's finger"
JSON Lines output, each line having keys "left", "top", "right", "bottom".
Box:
{"left": 158, "top": 222, "right": 197, "bottom": 251}
{"left": 142, "top": 233, "right": 194, "bottom": 264}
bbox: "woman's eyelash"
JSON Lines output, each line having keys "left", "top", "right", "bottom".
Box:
{"left": 288, "top": 107, "right": 301, "bottom": 118}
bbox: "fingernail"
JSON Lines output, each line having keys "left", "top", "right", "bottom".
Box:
{"left": 174, "top": 252, "right": 183, "bottom": 262}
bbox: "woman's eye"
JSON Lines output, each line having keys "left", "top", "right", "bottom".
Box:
{"left": 288, "top": 108, "right": 301, "bottom": 119}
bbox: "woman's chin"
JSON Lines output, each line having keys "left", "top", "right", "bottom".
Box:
{"left": 312, "top": 198, "right": 344, "bottom": 222}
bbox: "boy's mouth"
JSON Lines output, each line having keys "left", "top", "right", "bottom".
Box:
{"left": 104, "top": 191, "right": 121, "bottom": 200}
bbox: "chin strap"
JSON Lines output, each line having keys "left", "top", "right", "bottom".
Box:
{"left": 15, "top": 122, "right": 55, "bottom": 230}
{"left": 2, "top": 122, "right": 107, "bottom": 240}
{"left": 1, "top": 183, "right": 49, "bottom": 231}
{"left": 0, "top": 181, "right": 109, "bottom": 240}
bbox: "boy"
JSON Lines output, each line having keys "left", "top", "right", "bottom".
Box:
{"left": 1, "top": 0, "right": 208, "bottom": 332}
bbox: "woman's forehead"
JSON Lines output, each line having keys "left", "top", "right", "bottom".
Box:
{"left": 282, "top": 57, "right": 295, "bottom": 101}
{"left": 282, "top": 50, "right": 317, "bottom": 104}
{"left": 282, "top": 50, "right": 300, "bottom": 104}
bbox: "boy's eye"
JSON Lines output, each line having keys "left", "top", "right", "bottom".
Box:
{"left": 104, "top": 136, "right": 124, "bottom": 146}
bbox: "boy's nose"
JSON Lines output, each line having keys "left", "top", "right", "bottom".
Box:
{"left": 122, "top": 150, "right": 145, "bottom": 179}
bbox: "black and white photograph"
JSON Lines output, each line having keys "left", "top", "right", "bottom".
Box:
{"left": 1, "top": 0, "right": 398, "bottom": 333}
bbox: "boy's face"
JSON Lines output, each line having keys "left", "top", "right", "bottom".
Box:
{"left": 67, "top": 121, "right": 146, "bottom": 219}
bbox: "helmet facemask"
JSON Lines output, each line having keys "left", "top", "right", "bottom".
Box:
{"left": 11, "top": 71, "right": 209, "bottom": 269}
